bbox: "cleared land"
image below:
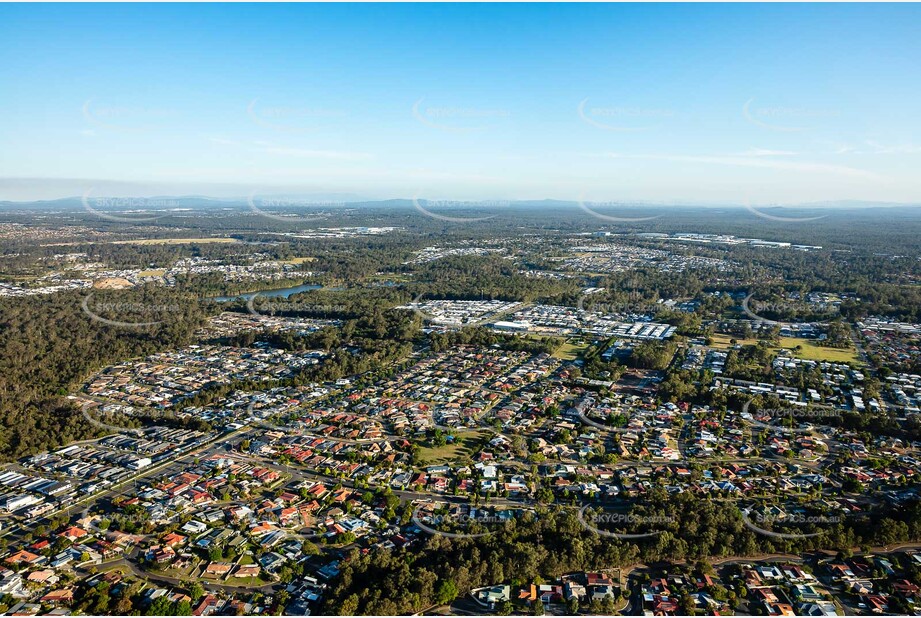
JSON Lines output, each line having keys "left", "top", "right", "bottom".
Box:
{"left": 552, "top": 340, "right": 590, "bottom": 361}
{"left": 416, "top": 429, "right": 491, "bottom": 465}
{"left": 279, "top": 256, "right": 317, "bottom": 264}
{"left": 709, "top": 333, "right": 760, "bottom": 348}
{"left": 110, "top": 237, "right": 240, "bottom": 245}
{"left": 711, "top": 333, "right": 859, "bottom": 363}
{"left": 776, "top": 337, "right": 859, "bottom": 363}
{"left": 137, "top": 269, "right": 167, "bottom": 277}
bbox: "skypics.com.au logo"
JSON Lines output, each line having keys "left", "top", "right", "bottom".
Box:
{"left": 740, "top": 291, "right": 838, "bottom": 326}
{"left": 575, "top": 284, "right": 659, "bottom": 317}
{"left": 412, "top": 197, "right": 510, "bottom": 223}
{"left": 577, "top": 194, "right": 662, "bottom": 223}
{"left": 247, "top": 98, "right": 346, "bottom": 133}
{"left": 82, "top": 100, "right": 180, "bottom": 134}
{"left": 574, "top": 406, "right": 633, "bottom": 437}
{"left": 400, "top": 294, "right": 520, "bottom": 329}
{"left": 247, "top": 192, "right": 338, "bottom": 224}
{"left": 742, "top": 98, "right": 840, "bottom": 133}
{"left": 79, "top": 398, "right": 197, "bottom": 441}
{"left": 578, "top": 507, "right": 675, "bottom": 540}
{"left": 577, "top": 99, "right": 674, "bottom": 132}
{"left": 81, "top": 294, "right": 183, "bottom": 329}
{"left": 741, "top": 399, "right": 840, "bottom": 435}
{"left": 740, "top": 508, "right": 842, "bottom": 540}
{"left": 81, "top": 190, "right": 179, "bottom": 224}
{"left": 244, "top": 293, "right": 345, "bottom": 320}
{"left": 412, "top": 504, "right": 508, "bottom": 539}
{"left": 79, "top": 401, "right": 146, "bottom": 437}
{"left": 412, "top": 98, "right": 510, "bottom": 133}
{"left": 743, "top": 198, "right": 828, "bottom": 223}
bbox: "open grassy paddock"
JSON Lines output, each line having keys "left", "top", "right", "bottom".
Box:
{"left": 416, "top": 429, "right": 492, "bottom": 465}
{"left": 710, "top": 333, "right": 859, "bottom": 364}
{"left": 552, "top": 340, "right": 590, "bottom": 361}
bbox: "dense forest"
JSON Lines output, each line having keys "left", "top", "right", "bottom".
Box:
{"left": 0, "top": 289, "right": 212, "bottom": 460}
{"left": 323, "top": 492, "right": 921, "bottom": 615}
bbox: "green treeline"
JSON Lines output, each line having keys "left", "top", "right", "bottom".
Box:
{"left": 0, "top": 288, "right": 212, "bottom": 460}
{"left": 323, "top": 492, "right": 921, "bottom": 615}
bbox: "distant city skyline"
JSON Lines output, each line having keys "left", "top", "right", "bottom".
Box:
{"left": 2, "top": 3, "right": 921, "bottom": 203}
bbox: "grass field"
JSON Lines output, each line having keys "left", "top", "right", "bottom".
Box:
{"left": 710, "top": 333, "right": 859, "bottom": 363}
{"left": 110, "top": 237, "right": 240, "bottom": 245}
{"left": 709, "top": 333, "right": 760, "bottom": 349}
{"left": 552, "top": 341, "right": 590, "bottom": 360}
{"left": 137, "top": 268, "right": 167, "bottom": 277}
{"left": 279, "top": 256, "right": 317, "bottom": 264}
{"left": 776, "top": 337, "right": 859, "bottom": 363}
{"left": 416, "top": 429, "right": 491, "bottom": 465}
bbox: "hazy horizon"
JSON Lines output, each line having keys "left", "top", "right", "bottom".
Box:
{"left": 3, "top": 3, "right": 921, "bottom": 203}
{"left": 3, "top": 180, "right": 921, "bottom": 211}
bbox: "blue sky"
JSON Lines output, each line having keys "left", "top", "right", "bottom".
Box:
{"left": 1, "top": 3, "right": 920, "bottom": 203}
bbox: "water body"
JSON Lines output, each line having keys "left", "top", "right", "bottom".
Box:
{"left": 212, "top": 282, "right": 322, "bottom": 302}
